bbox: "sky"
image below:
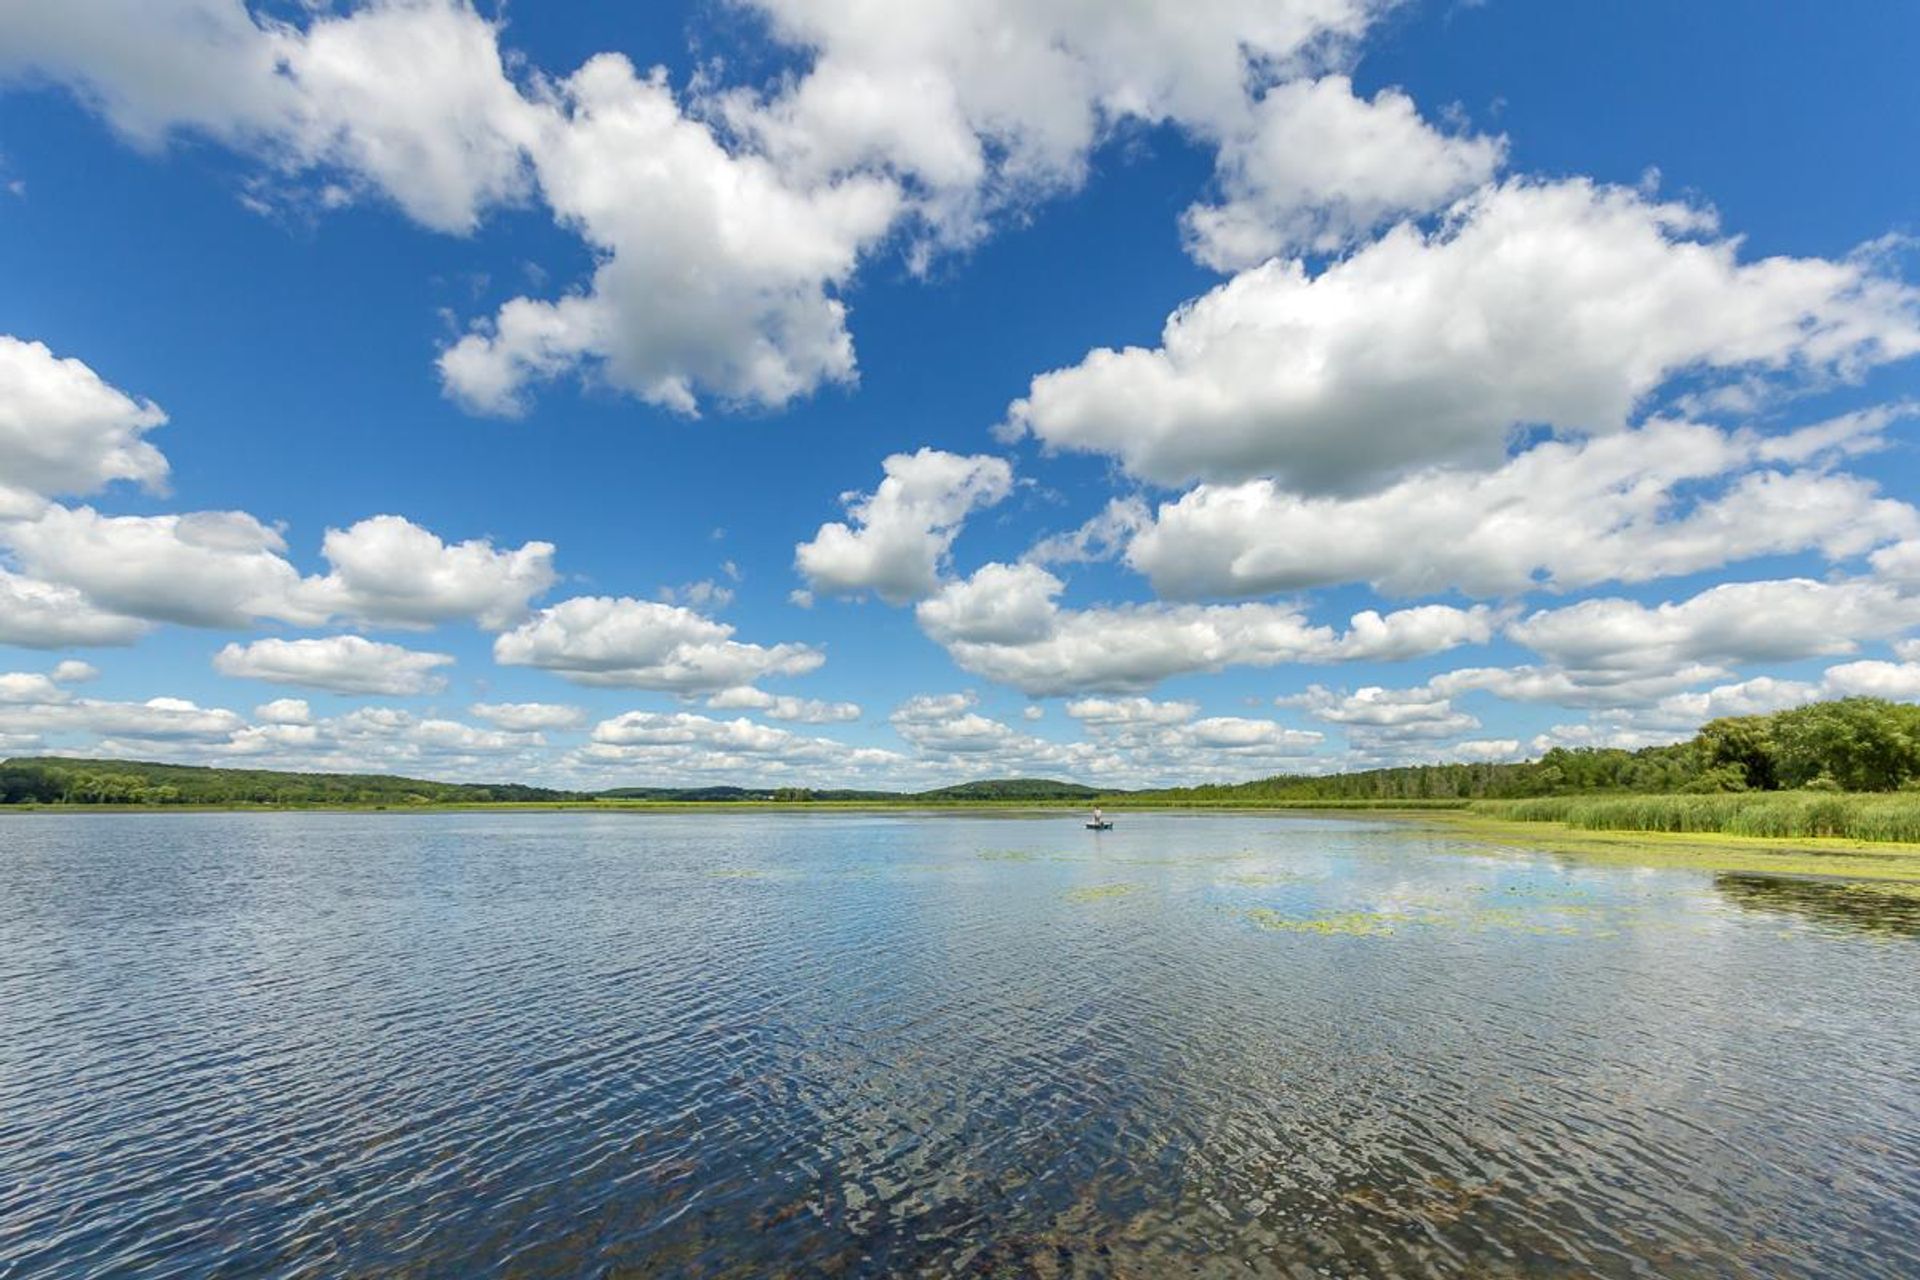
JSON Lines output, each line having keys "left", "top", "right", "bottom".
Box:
{"left": 1, "top": 0, "right": 1918, "bottom": 791}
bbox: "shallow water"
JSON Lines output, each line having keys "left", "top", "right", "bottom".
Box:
{"left": 1, "top": 811, "right": 1915, "bottom": 1278}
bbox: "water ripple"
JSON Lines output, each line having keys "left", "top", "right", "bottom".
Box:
{"left": 0, "top": 811, "right": 1914, "bottom": 1277}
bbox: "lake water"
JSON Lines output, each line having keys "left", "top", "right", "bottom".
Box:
{"left": 1, "top": 812, "right": 1916, "bottom": 1278}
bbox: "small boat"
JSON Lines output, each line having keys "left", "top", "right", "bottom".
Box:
{"left": 1085, "top": 821, "right": 1114, "bottom": 830}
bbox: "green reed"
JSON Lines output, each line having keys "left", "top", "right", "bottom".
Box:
{"left": 1476, "top": 792, "right": 1920, "bottom": 843}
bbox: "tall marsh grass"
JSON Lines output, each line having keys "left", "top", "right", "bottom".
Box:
{"left": 1476, "top": 792, "right": 1920, "bottom": 843}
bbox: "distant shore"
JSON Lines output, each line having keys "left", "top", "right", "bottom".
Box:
{"left": 8, "top": 797, "right": 1920, "bottom": 887}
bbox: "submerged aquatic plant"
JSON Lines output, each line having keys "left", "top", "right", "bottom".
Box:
{"left": 1063, "top": 883, "right": 1138, "bottom": 903}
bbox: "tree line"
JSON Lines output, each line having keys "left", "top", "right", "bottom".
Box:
{"left": 1120, "top": 697, "right": 1920, "bottom": 803}
{"left": 0, "top": 759, "right": 578, "bottom": 807}
{"left": 8, "top": 698, "right": 1920, "bottom": 807}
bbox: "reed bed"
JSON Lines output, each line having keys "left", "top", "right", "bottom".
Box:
{"left": 1475, "top": 792, "right": 1920, "bottom": 843}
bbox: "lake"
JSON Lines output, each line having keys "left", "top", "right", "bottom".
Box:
{"left": 1, "top": 811, "right": 1915, "bottom": 1277}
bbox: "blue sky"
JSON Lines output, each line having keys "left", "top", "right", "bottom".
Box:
{"left": 1, "top": 0, "right": 1917, "bottom": 788}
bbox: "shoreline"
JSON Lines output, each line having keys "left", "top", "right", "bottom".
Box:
{"left": 5, "top": 800, "right": 1920, "bottom": 885}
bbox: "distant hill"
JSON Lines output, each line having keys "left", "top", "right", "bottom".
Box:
{"left": 0, "top": 759, "right": 1107, "bottom": 807}
{"left": 598, "top": 785, "right": 770, "bottom": 801}
{"left": 0, "top": 757, "right": 579, "bottom": 806}
{"left": 918, "top": 778, "right": 1107, "bottom": 800}
{"left": 598, "top": 777, "right": 1110, "bottom": 803}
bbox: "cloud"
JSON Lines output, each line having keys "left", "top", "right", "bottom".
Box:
{"left": 795, "top": 448, "right": 1013, "bottom": 604}
{"left": 0, "top": 335, "right": 169, "bottom": 519}
{"left": 440, "top": 56, "right": 902, "bottom": 417}
{"left": 220, "top": 705, "right": 550, "bottom": 774}
{"left": 493, "top": 595, "right": 824, "bottom": 692}
{"left": 1064, "top": 696, "right": 1200, "bottom": 727}
{"left": 0, "top": 668, "right": 556, "bottom": 774}
{"left": 706, "top": 686, "right": 861, "bottom": 723}
{"left": 916, "top": 561, "right": 1496, "bottom": 695}
{"left": 0, "top": 0, "right": 541, "bottom": 234}
{"left": 1126, "top": 411, "right": 1917, "bottom": 599}
{"left": 468, "top": 701, "right": 588, "bottom": 731}
{"left": 213, "top": 635, "right": 455, "bottom": 695}
{"left": 1282, "top": 684, "right": 1480, "bottom": 741}
{"left": 1183, "top": 716, "right": 1324, "bottom": 752}
{"left": 266, "top": 0, "right": 545, "bottom": 233}
{"left": 1428, "top": 663, "right": 1730, "bottom": 711}
{"left": 1448, "top": 740, "right": 1523, "bottom": 763}
{"left": 0, "top": 672, "right": 68, "bottom": 704}
{"left": 301, "top": 514, "right": 556, "bottom": 629}
{"left": 888, "top": 691, "right": 1320, "bottom": 778}
{"left": 3, "top": 506, "right": 556, "bottom": 633}
{"left": 2, "top": 3, "right": 895, "bottom": 416}
{"left": 1005, "top": 179, "right": 1920, "bottom": 491}
{"left": 1507, "top": 577, "right": 1920, "bottom": 681}
{"left": 0, "top": 689, "right": 246, "bottom": 744}
{"left": 583, "top": 708, "right": 904, "bottom": 781}
{"left": 719, "top": 0, "right": 1385, "bottom": 246}
{"left": 4, "top": 506, "right": 317, "bottom": 628}
{"left": 1531, "top": 660, "right": 1920, "bottom": 754}
{"left": 0, "top": 568, "right": 150, "bottom": 648}
{"left": 255, "top": 698, "right": 313, "bottom": 725}
{"left": 1, "top": 0, "right": 1414, "bottom": 418}
{"left": 1182, "top": 75, "right": 1503, "bottom": 269}
{"left": 890, "top": 692, "right": 1030, "bottom": 754}
{"left": 1054, "top": 691, "right": 1325, "bottom": 774}
{"left": 658, "top": 579, "right": 736, "bottom": 611}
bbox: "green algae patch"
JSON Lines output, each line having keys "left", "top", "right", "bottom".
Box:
{"left": 1247, "top": 908, "right": 1403, "bottom": 937}
{"left": 978, "top": 849, "right": 1041, "bottom": 862}
{"left": 1064, "top": 883, "right": 1139, "bottom": 904}
{"left": 1246, "top": 896, "right": 1631, "bottom": 939}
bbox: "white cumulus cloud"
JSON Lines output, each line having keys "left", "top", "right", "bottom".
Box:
{"left": 916, "top": 561, "right": 1496, "bottom": 695}
{"left": 468, "top": 701, "right": 588, "bottom": 731}
{"left": 493, "top": 596, "right": 824, "bottom": 692}
{"left": 1125, "top": 411, "right": 1916, "bottom": 599}
{"left": 1182, "top": 75, "right": 1504, "bottom": 269}
{"left": 213, "top": 635, "right": 455, "bottom": 696}
{"left": 300, "top": 514, "right": 556, "bottom": 630}
{"left": 0, "top": 335, "right": 169, "bottom": 519}
{"left": 795, "top": 448, "right": 1013, "bottom": 604}
{"left": 1005, "top": 179, "right": 1920, "bottom": 492}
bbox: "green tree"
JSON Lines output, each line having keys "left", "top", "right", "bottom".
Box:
{"left": 1698, "top": 715, "right": 1777, "bottom": 790}
{"left": 1770, "top": 698, "right": 1920, "bottom": 791}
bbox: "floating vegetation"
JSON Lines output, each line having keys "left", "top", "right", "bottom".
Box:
{"left": 1247, "top": 896, "right": 1622, "bottom": 939}
{"left": 1247, "top": 908, "right": 1402, "bottom": 937}
{"left": 1218, "top": 871, "right": 1314, "bottom": 887}
{"left": 978, "top": 850, "right": 1040, "bottom": 862}
{"left": 1064, "top": 883, "right": 1138, "bottom": 904}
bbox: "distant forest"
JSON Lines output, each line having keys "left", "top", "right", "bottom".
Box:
{"left": 5, "top": 698, "right": 1920, "bottom": 807}
{"left": 0, "top": 761, "right": 1105, "bottom": 807}
{"left": 1122, "top": 697, "right": 1920, "bottom": 803}
{"left": 0, "top": 759, "right": 580, "bottom": 807}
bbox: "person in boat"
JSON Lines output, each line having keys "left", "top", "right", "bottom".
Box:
{"left": 1091, "top": 806, "right": 1104, "bottom": 827}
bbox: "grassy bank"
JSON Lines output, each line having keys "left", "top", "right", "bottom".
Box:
{"left": 1473, "top": 791, "right": 1920, "bottom": 843}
